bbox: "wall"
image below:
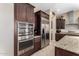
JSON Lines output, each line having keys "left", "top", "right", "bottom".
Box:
{"left": 63, "top": 10, "right": 79, "bottom": 30}
{"left": 63, "top": 10, "right": 79, "bottom": 24}
{"left": 67, "top": 11, "right": 74, "bottom": 24}
{"left": 74, "top": 10, "right": 79, "bottom": 24}
{"left": 0, "top": 3, "right": 14, "bottom": 56}
{"left": 63, "top": 13, "right": 69, "bottom": 24}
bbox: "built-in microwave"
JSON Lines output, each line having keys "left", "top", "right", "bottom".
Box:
{"left": 17, "top": 21, "right": 34, "bottom": 55}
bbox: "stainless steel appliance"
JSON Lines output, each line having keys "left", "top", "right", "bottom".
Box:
{"left": 17, "top": 21, "right": 34, "bottom": 55}
{"left": 41, "top": 17, "right": 49, "bottom": 48}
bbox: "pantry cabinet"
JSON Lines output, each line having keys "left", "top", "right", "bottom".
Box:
{"left": 14, "top": 3, "right": 35, "bottom": 56}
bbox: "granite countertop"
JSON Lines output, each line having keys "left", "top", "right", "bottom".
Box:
{"left": 56, "top": 32, "right": 79, "bottom": 36}
{"left": 55, "top": 35, "right": 79, "bottom": 54}
{"left": 34, "top": 35, "right": 41, "bottom": 38}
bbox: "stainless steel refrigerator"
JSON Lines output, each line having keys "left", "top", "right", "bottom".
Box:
{"left": 41, "top": 17, "right": 49, "bottom": 48}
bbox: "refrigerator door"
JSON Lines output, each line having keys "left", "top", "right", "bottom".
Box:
{"left": 41, "top": 24, "right": 46, "bottom": 48}
{"left": 41, "top": 17, "right": 49, "bottom": 48}
{"left": 45, "top": 24, "right": 49, "bottom": 46}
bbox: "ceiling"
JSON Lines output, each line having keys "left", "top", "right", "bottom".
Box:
{"left": 31, "top": 3, "right": 79, "bottom": 15}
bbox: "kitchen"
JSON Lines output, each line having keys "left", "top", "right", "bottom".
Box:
{"left": 0, "top": 3, "right": 79, "bottom": 56}
{"left": 55, "top": 10, "right": 79, "bottom": 56}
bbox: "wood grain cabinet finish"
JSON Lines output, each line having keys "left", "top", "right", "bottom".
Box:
{"left": 55, "top": 47, "right": 79, "bottom": 56}
{"left": 14, "top": 3, "right": 27, "bottom": 21}
{"left": 14, "top": 3, "right": 35, "bottom": 23}
{"left": 34, "top": 37, "right": 41, "bottom": 52}
{"left": 56, "top": 19, "right": 65, "bottom": 29}
{"left": 26, "top": 4, "right": 35, "bottom": 23}
{"left": 55, "top": 33, "right": 66, "bottom": 41}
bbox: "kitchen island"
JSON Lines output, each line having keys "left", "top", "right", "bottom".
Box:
{"left": 55, "top": 35, "right": 79, "bottom": 56}
{"left": 56, "top": 32, "right": 79, "bottom": 41}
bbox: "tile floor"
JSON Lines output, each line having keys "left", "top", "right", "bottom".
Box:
{"left": 31, "top": 40, "right": 55, "bottom": 56}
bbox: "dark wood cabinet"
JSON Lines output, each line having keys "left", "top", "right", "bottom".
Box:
{"left": 55, "top": 47, "right": 79, "bottom": 56}
{"left": 55, "top": 33, "right": 79, "bottom": 41}
{"left": 26, "top": 4, "right": 35, "bottom": 23}
{"left": 14, "top": 3, "right": 35, "bottom": 23}
{"left": 14, "top": 3, "right": 35, "bottom": 56}
{"left": 34, "top": 37, "right": 41, "bottom": 52}
{"left": 14, "top": 3, "right": 26, "bottom": 21}
{"left": 35, "top": 10, "right": 49, "bottom": 35}
{"left": 56, "top": 19, "right": 65, "bottom": 29}
{"left": 55, "top": 33, "right": 65, "bottom": 41}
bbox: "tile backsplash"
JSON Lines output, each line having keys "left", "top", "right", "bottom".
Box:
{"left": 65, "top": 24, "right": 79, "bottom": 30}
{"left": 60, "top": 24, "right": 79, "bottom": 33}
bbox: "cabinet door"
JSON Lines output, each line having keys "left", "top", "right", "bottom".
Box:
{"left": 14, "top": 3, "right": 27, "bottom": 21}
{"left": 34, "top": 37, "right": 41, "bottom": 52}
{"left": 56, "top": 19, "right": 60, "bottom": 29}
{"left": 56, "top": 19, "right": 65, "bottom": 29}
{"left": 61, "top": 19, "right": 65, "bottom": 29}
{"left": 26, "top": 5, "right": 35, "bottom": 23}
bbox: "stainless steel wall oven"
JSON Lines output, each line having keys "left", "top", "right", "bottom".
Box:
{"left": 16, "top": 21, "right": 34, "bottom": 55}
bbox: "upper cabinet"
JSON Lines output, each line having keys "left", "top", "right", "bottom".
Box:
{"left": 56, "top": 18, "right": 65, "bottom": 29}
{"left": 14, "top": 3, "right": 26, "bottom": 21}
{"left": 14, "top": 3, "right": 35, "bottom": 23}
{"left": 26, "top": 4, "right": 35, "bottom": 23}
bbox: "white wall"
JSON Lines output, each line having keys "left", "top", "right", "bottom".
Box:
{"left": 0, "top": 3, "right": 14, "bottom": 56}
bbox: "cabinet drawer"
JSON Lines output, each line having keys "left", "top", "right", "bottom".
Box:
{"left": 34, "top": 37, "right": 41, "bottom": 52}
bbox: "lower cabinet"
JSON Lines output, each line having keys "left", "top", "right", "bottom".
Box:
{"left": 19, "top": 36, "right": 41, "bottom": 56}
{"left": 34, "top": 37, "right": 41, "bottom": 52}
{"left": 55, "top": 47, "right": 79, "bottom": 56}
{"left": 55, "top": 33, "right": 65, "bottom": 41}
